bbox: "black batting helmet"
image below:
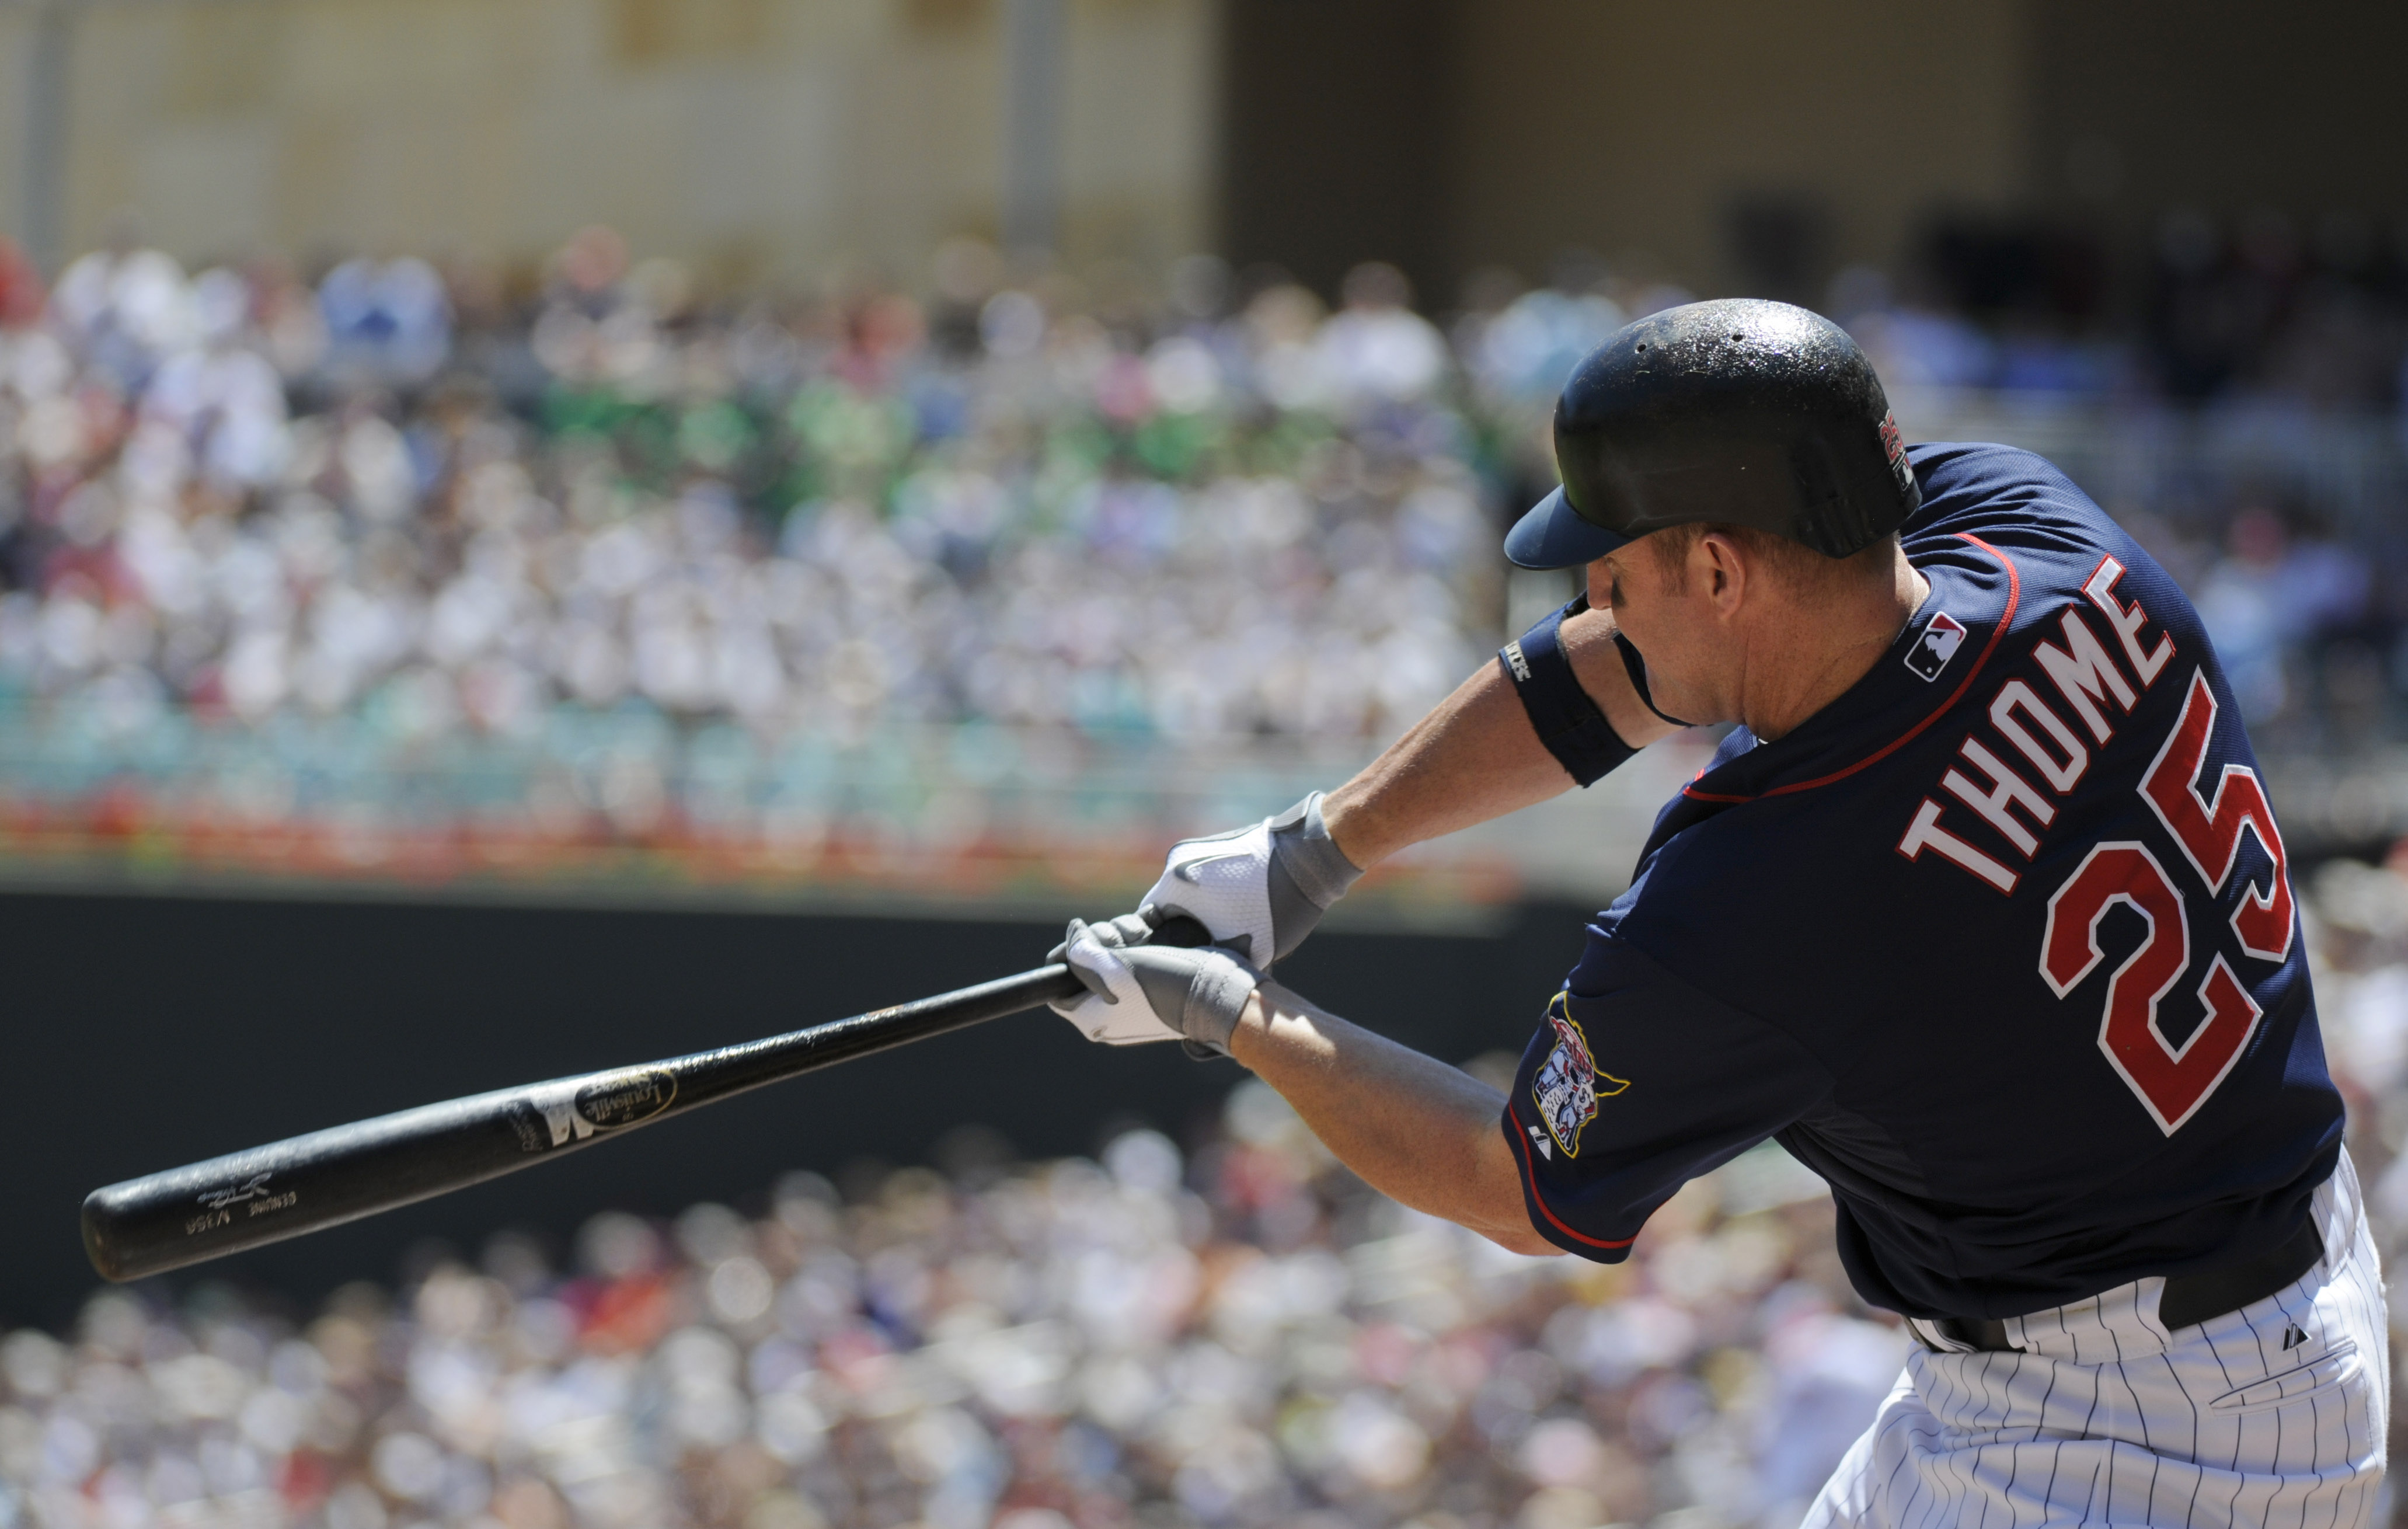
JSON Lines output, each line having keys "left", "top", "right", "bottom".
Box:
{"left": 1503, "top": 298, "right": 1919, "bottom": 569}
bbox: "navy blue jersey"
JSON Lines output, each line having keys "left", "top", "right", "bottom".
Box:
{"left": 1502, "top": 441, "right": 2341, "bottom": 1320}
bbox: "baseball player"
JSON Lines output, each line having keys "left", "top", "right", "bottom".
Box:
{"left": 1050, "top": 299, "right": 2387, "bottom": 1527}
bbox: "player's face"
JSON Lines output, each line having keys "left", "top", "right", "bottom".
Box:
{"left": 1589, "top": 538, "right": 1740, "bottom": 725}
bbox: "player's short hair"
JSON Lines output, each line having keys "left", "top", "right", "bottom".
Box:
{"left": 1645, "top": 523, "right": 1900, "bottom": 601}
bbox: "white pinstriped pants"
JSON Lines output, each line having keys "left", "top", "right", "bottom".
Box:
{"left": 1805, "top": 1151, "right": 2389, "bottom": 1529}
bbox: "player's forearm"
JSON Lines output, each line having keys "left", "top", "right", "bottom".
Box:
{"left": 1227, "top": 981, "right": 1556, "bottom": 1255}
{"left": 1321, "top": 663, "right": 1569, "bottom": 868}
{"left": 1323, "top": 605, "right": 1675, "bottom": 868}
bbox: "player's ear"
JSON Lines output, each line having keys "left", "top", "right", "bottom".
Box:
{"left": 1700, "top": 532, "right": 1744, "bottom": 608}
{"left": 1586, "top": 554, "right": 1616, "bottom": 611}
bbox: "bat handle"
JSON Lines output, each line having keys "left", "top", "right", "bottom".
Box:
{"left": 1148, "top": 913, "right": 1214, "bottom": 948}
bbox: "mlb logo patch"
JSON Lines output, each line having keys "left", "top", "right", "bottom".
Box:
{"left": 1904, "top": 611, "right": 1966, "bottom": 682}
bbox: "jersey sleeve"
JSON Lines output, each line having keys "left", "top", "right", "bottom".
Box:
{"left": 1500, "top": 934, "right": 1834, "bottom": 1261}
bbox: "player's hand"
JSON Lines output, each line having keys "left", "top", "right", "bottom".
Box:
{"left": 1048, "top": 913, "right": 1262, "bottom": 1051}
{"left": 1138, "top": 792, "right": 1362, "bottom": 965}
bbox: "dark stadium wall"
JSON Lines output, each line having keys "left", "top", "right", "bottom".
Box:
{"left": 1434, "top": 0, "right": 2031, "bottom": 302}
{"left": 1217, "top": 0, "right": 1458, "bottom": 301}
{"left": 1220, "top": 0, "right": 2406, "bottom": 308}
{"left": 4, "top": 890, "right": 1595, "bottom": 1326}
{"left": 2024, "top": 0, "right": 2408, "bottom": 230}
{"left": 1220, "top": 0, "right": 2030, "bottom": 305}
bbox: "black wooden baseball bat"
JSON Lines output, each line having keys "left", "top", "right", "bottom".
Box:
{"left": 83, "top": 918, "right": 1205, "bottom": 1282}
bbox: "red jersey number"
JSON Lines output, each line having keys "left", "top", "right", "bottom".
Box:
{"left": 2040, "top": 670, "right": 2289, "bottom": 1136}
{"left": 2139, "top": 671, "right": 2294, "bottom": 962}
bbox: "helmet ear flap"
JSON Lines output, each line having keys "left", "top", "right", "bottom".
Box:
{"left": 1788, "top": 436, "right": 1874, "bottom": 558}
{"left": 1786, "top": 429, "right": 1926, "bottom": 558}
{"left": 1786, "top": 437, "right": 1847, "bottom": 556}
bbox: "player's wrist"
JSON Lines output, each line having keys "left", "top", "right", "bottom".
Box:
{"left": 1225, "top": 985, "right": 1267, "bottom": 1065}
{"left": 1319, "top": 785, "right": 1426, "bottom": 881}
{"left": 1265, "top": 792, "right": 1362, "bottom": 952}
{"left": 1316, "top": 782, "right": 1404, "bottom": 871}
{"left": 1226, "top": 980, "right": 1334, "bottom": 1071}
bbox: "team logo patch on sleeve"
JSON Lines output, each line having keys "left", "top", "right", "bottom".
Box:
{"left": 1904, "top": 610, "right": 1967, "bottom": 682}
{"left": 1531, "top": 994, "right": 1628, "bottom": 1159}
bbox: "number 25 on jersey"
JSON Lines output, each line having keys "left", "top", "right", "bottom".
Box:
{"left": 2041, "top": 670, "right": 2292, "bottom": 1135}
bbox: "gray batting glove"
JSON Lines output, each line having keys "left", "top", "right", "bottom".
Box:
{"left": 1048, "top": 913, "right": 1263, "bottom": 1052}
{"left": 1138, "top": 792, "right": 1363, "bottom": 965}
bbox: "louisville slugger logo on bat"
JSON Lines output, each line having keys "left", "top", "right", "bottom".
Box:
{"left": 511, "top": 1068, "right": 679, "bottom": 1151}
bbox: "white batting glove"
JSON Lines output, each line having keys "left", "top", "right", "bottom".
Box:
{"left": 1048, "top": 914, "right": 1173, "bottom": 1046}
{"left": 1048, "top": 914, "right": 1263, "bottom": 1051}
{"left": 1140, "top": 792, "right": 1363, "bottom": 966}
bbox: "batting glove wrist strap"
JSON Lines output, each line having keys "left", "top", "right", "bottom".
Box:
{"left": 1265, "top": 792, "right": 1362, "bottom": 956}
{"left": 1124, "top": 944, "right": 1259, "bottom": 1051}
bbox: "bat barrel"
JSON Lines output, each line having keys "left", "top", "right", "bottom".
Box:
{"left": 83, "top": 962, "right": 1089, "bottom": 1283}
{"left": 83, "top": 1087, "right": 583, "bottom": 1281}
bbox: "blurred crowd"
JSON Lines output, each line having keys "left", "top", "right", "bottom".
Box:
{"left": 2114, "top": 504, "right": 2393, "bottom": 741}
{"left": 0, "top": 232, "right": 1492, "bottom": 758}
{"left": 0, "top": 221, "right": 2406, "bottom": 886}
{"left": 1808, "top": 207, "right": 2408, "bottom": 405}
{"left": 9, "top": 214, "right": 2408, "bottom": 751}
{"left": 0, "top": 1094, "right": 1892, "bottom": 1529}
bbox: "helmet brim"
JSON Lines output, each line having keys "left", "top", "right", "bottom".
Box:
{"left": 1503, "top": 485, "right": 1635, "bottom": 570}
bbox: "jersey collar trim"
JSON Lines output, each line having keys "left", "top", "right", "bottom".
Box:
{"left": 1679, "top": 532, "right": 2023, "bottom": 805}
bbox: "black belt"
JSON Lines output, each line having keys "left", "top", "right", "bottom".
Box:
{"left": 1919, "top": 1221, "right": 2326, "bottom": 1353}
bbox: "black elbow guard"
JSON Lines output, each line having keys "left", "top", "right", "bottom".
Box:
{"left": 1498, "top": 596, "right": 1638, "bottom": 786}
